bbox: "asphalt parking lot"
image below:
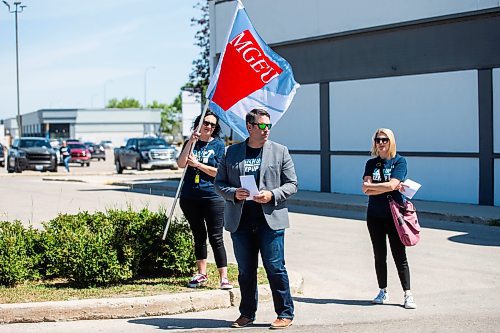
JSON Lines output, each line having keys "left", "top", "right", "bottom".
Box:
{"left": 0, "top": 149, "right": 183, "bottom": 227}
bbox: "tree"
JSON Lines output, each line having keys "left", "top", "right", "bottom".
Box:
{"left": 189, "top": 1, "right": 210, "bottom": 99}
{"left": 106, "top": 97, "right": 142, "bottom": 108}
{"left": 148, "top": 94, "right": 182, "bottom": 137}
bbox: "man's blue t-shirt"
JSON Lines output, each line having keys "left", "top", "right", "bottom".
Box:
{"left": 181, "top": 138, "right": 225, "bottom": 199}
{"left": 363, "top": 154, "right": 407, "bottom": 218}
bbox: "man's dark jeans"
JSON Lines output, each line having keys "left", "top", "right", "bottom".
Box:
{"left": 231, "top": 219, "right": 294, "bottom": 320}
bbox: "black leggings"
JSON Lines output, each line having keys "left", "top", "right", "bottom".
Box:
{"left": 179, "top": 197, "right": 227, "bottom": 268}
{"left": 367, "top": 215, "right": 410, "bottom": 291}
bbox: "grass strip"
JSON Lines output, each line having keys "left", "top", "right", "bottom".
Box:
{"left": 1, "top": 263, "right": 267, "bottom": 304}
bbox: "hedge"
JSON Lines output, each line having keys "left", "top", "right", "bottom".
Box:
{"left": 0, "top": 209, "right": 195, "bottom": 288}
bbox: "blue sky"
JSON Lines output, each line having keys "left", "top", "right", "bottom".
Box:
{"left": 0, "top": 0, "right": 201, "bottom": 120}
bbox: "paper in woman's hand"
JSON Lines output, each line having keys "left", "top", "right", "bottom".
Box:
{"left": 400, "top": 179, "right": 421, "bottom": 199}
{"left": 239, "top": 175, "right": 260, "bottom": 200}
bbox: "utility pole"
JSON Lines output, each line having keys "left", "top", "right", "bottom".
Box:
{"left": 3, "top": 1, "right": 26, "bottom": 137}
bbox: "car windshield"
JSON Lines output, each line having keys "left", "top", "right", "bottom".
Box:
{"left": 19, "top": 139, "right": 51, "bottom": 149}
{"left": 137, "top": 138, "right": 169, "bottom": 148}
{"left": 68, "top": 144, "right": 86, "bottom": 149}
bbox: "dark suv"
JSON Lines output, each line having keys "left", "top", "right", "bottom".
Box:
{"left": 6, "top": 137, "right": 58, "bottom": 173}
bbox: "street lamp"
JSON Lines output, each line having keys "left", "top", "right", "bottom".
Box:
{"left": 3, "top": 1, "right": 26, "bottom": 137}
{"left": 144, "top": 66, "right": 155, "bottom": 108}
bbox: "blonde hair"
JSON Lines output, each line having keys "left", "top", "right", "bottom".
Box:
{"left": 370, "top": 128, "right": 397, "bottom": 158}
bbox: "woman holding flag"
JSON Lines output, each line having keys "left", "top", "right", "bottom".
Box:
{"left": 177, "top": 111, "right": 232, "bottom": 290}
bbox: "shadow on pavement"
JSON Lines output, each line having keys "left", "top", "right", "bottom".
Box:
{"left": 421, "top": 219, "right": 500, "bottom": 247}
{"left": 288, "top": 204, "right": 366, "bottom": 221}
{"left": 77, "top": 187, "right": 172, "bottom": 196}
{"left": 293, "top": 296, "right": 374, "bottom": 307}
{"left": 128, "top": 317, "right": 268, "bottom": 330}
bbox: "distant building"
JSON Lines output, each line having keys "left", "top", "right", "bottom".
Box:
{"left": 3, "top": 108, "right": 162, "bottom": 147}
{"left": 210, "top": 1, "right": 500, "bottom": 206}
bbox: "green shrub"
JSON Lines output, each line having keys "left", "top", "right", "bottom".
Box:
{"left": 42, "top": 212, "right": 133, "bottom": 287}
{"left": 0, "top": 221, "right": 41, "bottom": 287}
{"left": 139, "top": 213, "right": 196, "bottom": 277}
{"left": 41, "top": 209, "right": 195, "bottom": 287}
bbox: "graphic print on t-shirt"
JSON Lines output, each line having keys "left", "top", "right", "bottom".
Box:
{"left": 245, "top": 157, "right": 262, "bottom": 173}
{"left": 373, "top": 164, "right": 391, "bottom": 182}
{"left": 194, "top": 148, "right": 215, "bottom": 164}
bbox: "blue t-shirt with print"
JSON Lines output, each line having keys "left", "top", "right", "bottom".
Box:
{"left": 363, "top": 154, "right": 407, "bottom": 218}
{"left": 181, "top": 138, "right": 225, "bottom": 199}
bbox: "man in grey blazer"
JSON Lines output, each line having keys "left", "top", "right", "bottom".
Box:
{"left": 215, "top": 108, "right": 297, "bottom": 330}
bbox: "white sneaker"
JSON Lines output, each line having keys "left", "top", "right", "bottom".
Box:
{"left": 404, "top": 293, "right": 417, "bottom": 309}
{"left": 372, "top": 289, "right": 388, "bottom": 304}
{"left": 186, "top": 273, "right": 208, "bottom": 288}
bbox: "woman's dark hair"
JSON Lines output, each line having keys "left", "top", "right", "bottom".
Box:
{"left": 192, "top": 110, "right": 221, "bottom": 137}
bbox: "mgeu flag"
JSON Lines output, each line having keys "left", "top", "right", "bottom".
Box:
{"left": 206, "top": 0, "right": 300, "bottom": 139}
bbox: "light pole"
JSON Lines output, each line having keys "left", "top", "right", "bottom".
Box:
{"left": 103, "top": 80, "right": 113, "bottom": 108}
{"left": 3, "top": 1, "right": 26, "bottom": 137}
{"left": 144, "top": 66, "right": 155, "bottom": 108}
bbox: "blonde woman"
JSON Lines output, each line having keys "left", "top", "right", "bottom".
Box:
{"left": 362, "top": 128, "right": 416, "bottom": 309}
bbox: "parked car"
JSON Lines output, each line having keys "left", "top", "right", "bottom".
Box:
{"left": 6, "top": 137, "right": 58, "bottom": 173}
{"left": 100, "top": 140, "right": 114, "bottom": 149}
{"left": 0, "top": 143, "right": 5, "bottom": 167}
{"left": 67, "top": 142, "right": 91, "bottom": 167}
{"left": 84, "top": 142, "right": 106, "bottom": 161}
{"left": 114, "top": 137, "right": 178, "bottom": 174}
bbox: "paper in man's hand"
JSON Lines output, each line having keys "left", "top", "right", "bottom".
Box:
{"left": 240, "top": 175, "right": 260, "bottom": 200}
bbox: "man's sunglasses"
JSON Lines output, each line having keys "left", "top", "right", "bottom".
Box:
{"left": 202, "top": 120, "right": 217, "bottom": 127}
{"left": 374, "top": 137, "right": 389, "bottom": 144}
{"left": 251, "top": 123, "right": 272, "bottom": 130}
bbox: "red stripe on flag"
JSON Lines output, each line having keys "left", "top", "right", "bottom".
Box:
{"left": 212, "top": 30, "right": 282, "bottom": 111}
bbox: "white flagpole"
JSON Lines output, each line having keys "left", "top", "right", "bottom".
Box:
{"left": 162, "top": 98, "right": 210, "bottom": 240}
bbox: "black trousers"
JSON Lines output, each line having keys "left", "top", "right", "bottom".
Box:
{"left": 180, "top": 197, "right": 227, "bottom": 268}
{"left": 367, "top": 214, "right": 411, "bottom": 291}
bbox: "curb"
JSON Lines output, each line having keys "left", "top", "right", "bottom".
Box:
{"left": 0, "top": 271, "right": 304, "bottom": 324}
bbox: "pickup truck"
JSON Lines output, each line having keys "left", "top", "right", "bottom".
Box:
{"left": 113, "top": 137, "right": 178, "bottom": 174}
{"left": 6, "top": 137, "right": 58, "bottom": 173}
